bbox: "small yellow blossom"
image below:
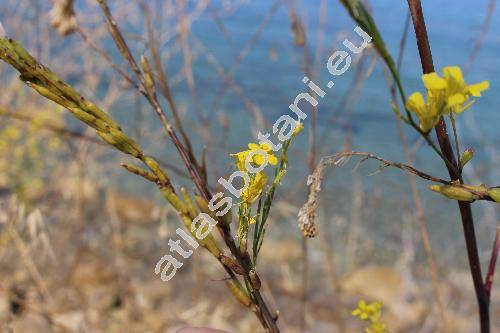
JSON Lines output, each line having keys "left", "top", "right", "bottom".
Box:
{"left": 352, "top": 300, "right": 388, "bottom": 333}
{"left": 292, "top": 120, "right": 304, "bottom": 135}
{"left": 242, "top": 172, "right": 268, "bottom": 203}
{"left": 442, "top": 66, "right": 489, "bottom": 114}
{"left": 366, "top": 321, "right": 388, "bottom": 333}
{"left": 248, "top": 142, "right": 278, "bottom": 166}
{"left": 406, "top": 91, "right": 441, "bottom": 132}
{"left": 231, "top": 142, "right": 278, "bottom": 172}
{"left": 406, "top": 65, "right": 489, "bottom": 131}
{"left": 249, "top": 216, "right": 257, "bottom": 225}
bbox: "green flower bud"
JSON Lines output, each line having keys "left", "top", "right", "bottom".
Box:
{"left": 488, "top": 188, "right": 500, "bottom": 203}
{"left": 460, "top": 148, "right": 474, "bottom": 168}
{"left": 429, "top": 185, "right": 478, "bottom": 202}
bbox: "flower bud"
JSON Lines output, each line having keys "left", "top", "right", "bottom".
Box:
{"left": 429, "top": 185, "right": 478, "bottom": 202}
{"left": 460, "top": 148, "right": 474, "bottom": 168}
{"left": 488, "top": 188, "right": 500, "bottom": 203}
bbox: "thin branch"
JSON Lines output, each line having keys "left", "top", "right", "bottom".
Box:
{"left": 407, "top": 1, "right": 490, "bottom": 332}
{"left": 485, "top": 226, "right": 500, "bottom": 297}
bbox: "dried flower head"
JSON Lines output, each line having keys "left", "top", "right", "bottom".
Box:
{"left": 50, "top": 0, "right": 77, "bottom": 36}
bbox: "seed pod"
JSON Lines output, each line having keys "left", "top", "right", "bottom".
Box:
{"left": 142, "top": 156, "right": 169, "bottom": 185}
{"left": 71, "top": 107, "right": 106, "bottom": 131}
{"left": 239, "top": 235, "right": 247, "bottom": 253}
{"left": 180, "top": 187, "right": 197, "bottom": 219}
{"left": 81, "top": 100, "right": 121, "bottom": 130}
{"left": 178, "top": 214, "right": 222, "bottom": 257}
{"left": 462, "top": 184, "right": 488, "bottom": 197}
{"left": 194, "top": 195, "right": 211, "bottom": 215}
{"left": 249, "top": 269, "right": 261, "bottom": 290}
{"left": 194, "top": 194, "right": 230, "bottom": 223}
{"left": 121, "top": 163, "right": 159, "bottom": 183}
{"left": 160, "top": 187, "right": 186, "bottom": 213}
{"left": 225, "top": 279, "right": 252, "bottom": 308}
{"left": 140, "top": 55, "right": 155, "bottom": 95}
{"left": 460, "top": 148, "right": 474, "bottom": 168}
{"left": 219, "top": 254, "right": 245, "bottom": 275}
{"left": 108, "top": 127, "right": 142, "bottom": 157}
{"left": 25, "top": 81, "right": 75, "bottom": 109}
{"left": 488, "top": 188, "right": 500, "bottom": 203}
{"left": 429, "top": 185, "right": 478, "bottom": 202}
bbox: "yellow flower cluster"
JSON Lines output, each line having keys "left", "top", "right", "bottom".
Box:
{"left": 231, "top": 142, "right": 278, "bottom": 204}
{"left": 406, "top": 66, "right": 489, "bottom": 132}
{"left": 352, "top": 300, "right": 388, "bottom": 333}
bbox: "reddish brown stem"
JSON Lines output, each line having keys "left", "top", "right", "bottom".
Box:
{"left": 407, "top": 1, "right": 490, "bottom": 332}
{"left": 485, "top": 227, "right": 500, "bottom": 296}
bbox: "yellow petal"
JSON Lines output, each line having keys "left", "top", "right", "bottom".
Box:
{"left": 293, "top": 121, "right": 304, "bottom": 135}
{"left": 455, "top": 100, "right": 475, "bottom": 114}
{"left": 422, "top": 73, "right": 447, "bottom": 91}
{"left": 406, "top": 92, "right": 426, "bottom": 116}
{"left": 443, "top": 66, "right": 465, "bottom": 86}
{"left": 447, "top": 93, "right": 467, "bottom": 108}
{"left": 248, "top": 143, "right": 259, "bottom": 150}
{"left": 268, "top": 154, "right": 278, "bottom": 165}
{"left": 467, "top": 80, "right": 489, "bottom": 97}
{"left": 420, "top": 116, "right": 436, "bottom": 132}
{"left": 260, "top": 143, "right": 272, "bottom": 152}
{"left": 253, "top": 154, "right": 266, "bottom": 165}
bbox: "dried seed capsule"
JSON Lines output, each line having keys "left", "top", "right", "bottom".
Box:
{"left": 219, "top": 255, "right": 245, "bottom": 275}
{"left": 429, "top": 185, "right": 478, "bottom": 202}
{"left": 488, "top": 188, "right": 500, "bottom": 203}
{"left": 249, "top": 269, "right": 261, "bottom": 290}
{"left": 225, "top": 279, "right": 252, "bottom": 308}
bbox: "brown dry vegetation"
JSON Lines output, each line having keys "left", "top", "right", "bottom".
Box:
{"left": 0, "top": 1, "right": 499, "bottom": 333}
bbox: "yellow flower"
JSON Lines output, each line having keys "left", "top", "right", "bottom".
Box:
{"left": 249, "top": 216, "right": 257, "bottom": 225}
{"left": 406, "top": 66, "right": 489, "bottom": 130}
{"left": 406, "top": 91, "right": 441, "bottom": 132}
{"left": 231, "top": 150, "right": 251, "bottom": 172}
{"left": 366, "top": 321, "right": 388, "bottom": 333}
{"left": 231, "top": 142, "right": 278, "bottom": 172}
{"left": 442, "top": 66, "right": 489, "bottom": 114}
{"left": 247, "top": 142, "right": 278, "bottom": 166}
{"left": 422, "top": 72, "right": 447, "bottom": 91}
{"left": 242, "top": 172, "right": 268, "bottom": 203}
{"left": 352, "top": 300, "right": 387, "bottom": 333}
{"left": 292, "top": 120, "right": 304, "bottom": 135}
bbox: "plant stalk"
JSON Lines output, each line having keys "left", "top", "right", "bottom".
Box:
{"left": 407, "top": 1, "right": 490, "bottom": 332}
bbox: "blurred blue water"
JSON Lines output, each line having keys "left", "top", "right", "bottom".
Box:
{"left": 184, "top": 0, "right": 499, "bottom": 176}
{"left": 171, "top": 0, "right": 499, "bottom": 255}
